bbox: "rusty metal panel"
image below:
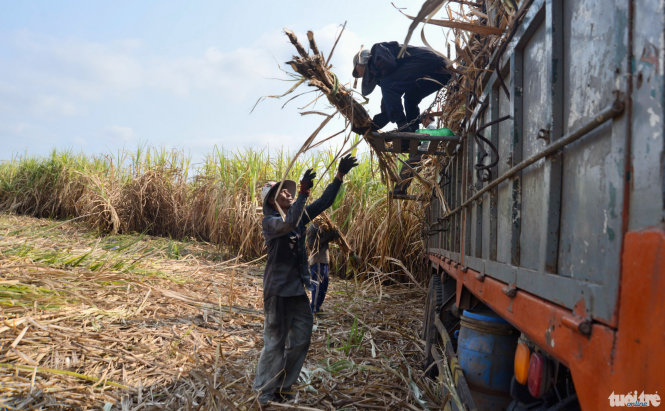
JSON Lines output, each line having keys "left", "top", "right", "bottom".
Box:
{"left": 543, "top": 0, "right": 564, "bottom": 273}
{"left": 510, "top": 52, "right": 524, "bottom": 267}
{"left": 457, "top": 148, "right": 464, "bottom": 253}
{"left": 520, "top": 20, "right": 548, "bottom": 270}
{"left": 465, "top": 129, "right": 474, "bottom": 257}
{"left": 428, "top": 195, "right": 440, "bottom": 250}
{"left": 489, "top": 88, "right": 500, "bottom": 261}
{"left": 562, "top": 0, "right": 619, "bottom": 132}
{"left": 482, "top": 109, "right": 492, "bottom": 260}
{"left": 630, "top": 0, "right": 665, "bottom": 230}
{"left": 558, "top": 0, "right": 626, "bottom": 301}
{"left": 469, "top": 130, "right": 478, "bottom": 257}
{"left": 428, "top": 0, "right": 662, "bottom": 326}
{"left": 497, "top": 72, "right": 513, "bottom": 264}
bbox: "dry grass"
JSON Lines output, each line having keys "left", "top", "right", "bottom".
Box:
{"left": 0, "top": 214, "right": 444, "bottom": 410}
{"left": 0, "top": 147, "right": 431, "bottom": 281}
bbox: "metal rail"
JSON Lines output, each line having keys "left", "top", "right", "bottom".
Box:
{"left": 443, "top": 97, "right": 625, "bottom": 218}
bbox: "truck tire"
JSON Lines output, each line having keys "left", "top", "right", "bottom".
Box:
{"left": 423, "top": 273, "right": 457, "bottom": 377}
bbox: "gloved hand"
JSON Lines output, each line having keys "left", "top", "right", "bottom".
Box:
{"left": 351, "top": 123, "right": 370, "bottom": 135}
{"left": 371, "top": 113, "right": 388, "bottom": 131}
{"left": 299, "top": 168, "right": 316, "bottom": 195}
{"left": 338, "top": 154, "right": 359, "bottom": 176}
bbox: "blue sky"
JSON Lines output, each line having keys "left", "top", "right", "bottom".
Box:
{"left": 1, "top": 1, "right": 451, "bottom": 166}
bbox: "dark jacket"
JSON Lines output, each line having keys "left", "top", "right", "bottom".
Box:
{"left": 362, "top": 42, "right": 451, "bottom": 129}
{"left": 306, "top": 222, "right": 340, "bottom": 265}
{"left": 261, "top": 178, "right": 342, "bottom": 300}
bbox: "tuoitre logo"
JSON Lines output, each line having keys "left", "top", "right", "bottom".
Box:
{"left": 609, "top": 391, "right": 661, "bottom": 407}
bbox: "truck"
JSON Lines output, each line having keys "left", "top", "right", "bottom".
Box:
{"left": 419, "top": 0, "right": 664, "bottom": 409}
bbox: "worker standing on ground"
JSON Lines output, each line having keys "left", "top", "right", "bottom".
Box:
{"left": 254, "top": 154, "right": 359, "bottom": 406}
{"left": 306, "top": 217, "right": 340, "bottom": 315}
{"left": 351, "top": 42, "right": 451, "bottom": 135}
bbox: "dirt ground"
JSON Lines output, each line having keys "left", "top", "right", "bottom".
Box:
{"left": 0, "top": 214, "right": 444, "bottom": 410}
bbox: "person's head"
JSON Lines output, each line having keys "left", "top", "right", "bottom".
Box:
{"left": 352, "top": 49, "right": 370, "bottom": 78}
{"left": 261, "top": 180, "right": 297, "bottom": 213}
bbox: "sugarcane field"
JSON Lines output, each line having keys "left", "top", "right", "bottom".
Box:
{"left": 1, "top": 0, "right": 664, "bottom": 410}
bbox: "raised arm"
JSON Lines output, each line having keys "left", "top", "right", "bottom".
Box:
{"left": 262, "top": 169, "right": 317, "bottom": 242}
{"left": 303, "top": 155, "right": 359, "bottom": 225}
{"left": 302, "top": 178, "right": 341, "bottom": 225}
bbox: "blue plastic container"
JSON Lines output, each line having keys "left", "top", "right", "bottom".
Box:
{"left": 458, "top": 309, "right": 518, "bottom": 410}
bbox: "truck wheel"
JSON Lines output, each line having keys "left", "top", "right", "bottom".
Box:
{"left": 423, "top": 274, "right": 443, "bottom": 377}
{"left": 423, "top": 273, "right": 458, "bottom": 378}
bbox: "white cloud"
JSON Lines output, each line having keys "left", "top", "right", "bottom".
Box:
{"left": 204, "top": 46, "right": 224, "bottom": 63}
{"left": 3, "top": 26, "right": 364, "bottom": 107}
{"left": 0, "top": 122, "right": 35, "bottom": 135}
{"left": 105, "top": 125, "right": 136, "bottom": 142}
{"left": 34, "top": 95, "right": 79, "bottom": 116}
{"left": 0, "top": 23, "right": 379, "bottom": 162}
{"left": 9, "top": 31, "right": 143, "bottom": 99}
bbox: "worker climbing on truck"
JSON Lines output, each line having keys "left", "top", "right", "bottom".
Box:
{"left": 253, "top": 154, "right": 358, "bottom": 406}
{"left": 351, "top": 42, "right": 451, "bottom": 134}
{"left": 351, "top": 42, "right": 452, "bottom": 195}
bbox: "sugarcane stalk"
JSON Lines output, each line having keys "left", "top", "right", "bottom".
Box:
{"left": 0, "top": 362, "right": 131, "bottom": 390}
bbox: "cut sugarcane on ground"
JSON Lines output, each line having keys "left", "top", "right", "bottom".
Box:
{"left": 0, "top": 214, "right": 445, "bottom": 409}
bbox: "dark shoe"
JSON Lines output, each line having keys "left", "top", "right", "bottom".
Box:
{"left": 258, "top": 392, "right": 276, "bottom": 405}
{"left": 276, "top": 391, "right": 295, "bottom": 402}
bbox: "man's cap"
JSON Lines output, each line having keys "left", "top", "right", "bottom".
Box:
{"left": 351, "top": 49, "right": 370, "bottom": 78}
{"left": 261, "top": 180, "right": 297, "bottom": 210}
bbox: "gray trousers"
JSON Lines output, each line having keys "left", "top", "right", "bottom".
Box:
{"left": 254, "top": 295, "right": 313, "bottom": 401}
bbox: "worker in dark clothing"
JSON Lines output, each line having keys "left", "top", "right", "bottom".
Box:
{"left": 253, "top": 155, "right": 358, "bottom": 406}
{"left": 306, "top": 219, "right": 340, "bottom": 314}
{"left": 351, "top": 41, "right": 451, "bottom": 135}
{"left": 351, "top": 42, "right": 450, "bottom": 196}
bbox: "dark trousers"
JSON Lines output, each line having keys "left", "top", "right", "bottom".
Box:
{"left": 405, "top": 71, "right": 450, "bottom": 125}
{"left": 254, "top": 295, "right": 313, "bottom": 402}
{"left": 309, "top": 263, "right": 330, "bottom": 313}
{"left": 381, "top": 71, "right": 450, "bottom": 134}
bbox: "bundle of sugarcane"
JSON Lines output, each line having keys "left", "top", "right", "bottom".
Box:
{"left": 284, "top": 29, "right": 373, "bottom": 136}
{"left": 283, "top": 29, "right": 403, "bottom": 186}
